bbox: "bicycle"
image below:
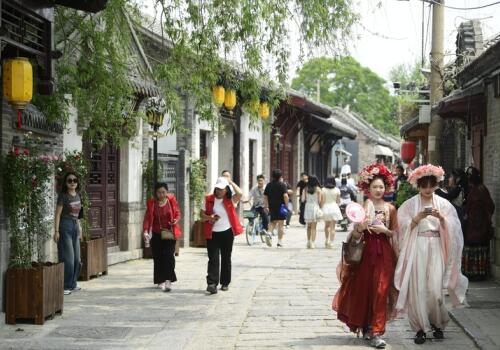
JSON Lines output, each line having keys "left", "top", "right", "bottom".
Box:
{"left": 243, "top": 209, "right": 271, "bottom": 246}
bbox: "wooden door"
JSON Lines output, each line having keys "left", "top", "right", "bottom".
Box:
{"left": 471, "top": 126, "right": 483, "bottom": 174}
{"left": 85, "top": 143, "right": 120, "bottom": 247}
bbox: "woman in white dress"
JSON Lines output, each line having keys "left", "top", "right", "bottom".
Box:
{"left": 301, "top": 175, "right": 322, "bottom": 249}
{"left": 395, "top": 165, "right": 468, "bottom": 345}
{"left": 320, "top": 177, "right": 342, "bottom": 248}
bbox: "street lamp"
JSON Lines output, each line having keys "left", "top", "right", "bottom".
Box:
{"left": 335, "top": 148, "right": 340, "bottom": 177}
{"left": 145, "top": 97, "right": 167, "bottom": 190}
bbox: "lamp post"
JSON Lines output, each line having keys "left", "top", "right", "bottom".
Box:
{"left": 145, "top": 97, "right": 167, "bottom": 190}
{"left": 335, "top": 148, "right": 340, "bottom": 177}
{"left": 273, "top": 128, "right": 282, "bottom": 169}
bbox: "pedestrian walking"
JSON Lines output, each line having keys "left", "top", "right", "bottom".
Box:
{"left": 463, "top": 166, "right": 495, "bottom": 281}
{"left": 200, "top": 177, "right": 243, "bottom": 294}
{"left": 333, "top": 163, "right": 397, "bottom": 349}
{"left": 54, "top": 172, "right": 83, "bottom": 295}
{"left": 282, "top": 178, "right": 293, "bottom": 227}
{"left": 143, "top": 182, "right": 182, "bottom": 292}
{"left": 393, "top": 164, "right": 408, "bottom": 203}
{"left": 320, "top": 177, "right": 342, "bottom": 248}
{"left": 394, "top": 164, "right": 468, "bottom": 345}
{"left": 435, "top": 168, "right": 467, "bottom": 224}
{"left": 302, "top": 175, "right": 322, "bottom": 249}
{"left": 296, "top": 173, "right": 309, "bottom": 225}
{"left": 264, "top": 169, "right": 289, "bottom": 247}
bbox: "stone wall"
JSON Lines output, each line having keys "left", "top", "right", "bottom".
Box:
{"left": 483, "top": 84, "right": 500, "bottom": 279}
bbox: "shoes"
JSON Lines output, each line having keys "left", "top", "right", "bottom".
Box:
{"left": 310, "top": 241, "right": 315, "bottom": 249}
{"left": 414, "top": 330, "right": 426, "bottom": 344}
{"left": 164, "top": 280, "right": 172, "bottom": 292}
{"left": 362, "top": 326, "right": 371, "bottom": 340}
{"left": 325, "top": 241, "right": 332, "bottom": 249}
{"left": 307, "top": 241, "right": 311, "bottom": 249}
{"left": 220, "top": 285, "right": 229, "bottom": 291}
{"left": 370, "top": 335, "right": 386, "bottom": 349}
{"left": 431, "top": 324, "right": 444, "bottom": 339}
{"left": 206, "top": 284, "right": 218, "bottom": 294}
{"left": 64, "top": 290, "right": 72, "bottom": 295}
{"left": 264, "top": 234, "right": 272, "bottom": 247}
{"left": 71, "top": 286, "right": 81, "bottom": 291}
{"left": 277, "top": 241, "right": 283, "bottom": 248}
{"left": 159, "top": 282, "right": 166, "bottom": 291}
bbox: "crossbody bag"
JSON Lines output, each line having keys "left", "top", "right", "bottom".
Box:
{"left": 156, "top": 199, "right": 175, "bottom": 240}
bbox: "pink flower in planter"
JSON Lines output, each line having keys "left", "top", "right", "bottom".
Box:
{"left": 14, "top": 148, "right": 20, "bottom": 156}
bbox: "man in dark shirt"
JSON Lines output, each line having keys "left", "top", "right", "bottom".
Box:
{"left": 296, "top": 173, "right": 308, "bottom": 225}
{"left": 264, "top": 169, "right": 289, "bottom": 247}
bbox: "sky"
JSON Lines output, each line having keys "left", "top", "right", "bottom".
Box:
{"left": 138, "top": 0, "right": 500, "bottom": 83}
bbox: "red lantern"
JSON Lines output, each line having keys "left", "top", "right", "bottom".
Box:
{"left": 401, "top": 141, "right": 416, "bottom": 164}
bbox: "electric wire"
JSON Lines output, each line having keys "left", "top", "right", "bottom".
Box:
{"left": 423, "top": 0, "right": 500, "bottom": 10}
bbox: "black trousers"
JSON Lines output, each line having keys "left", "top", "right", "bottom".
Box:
{"left": 206, "top": 228, "right": 234, "bottom": 286}
{"left": 151, "top": 233, "right": 177, "bottom": 284}
{"left": 299, "top": 201, "right": 306, "bottom": 225}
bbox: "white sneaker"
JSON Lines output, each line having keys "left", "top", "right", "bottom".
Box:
{"left": 370, "top": 335, "right": 386, "bottom": 349}
{"left": 264, "top": 234, "right": 272, "bottom": 247}
{"left": 310, "top": 241, "right": 315, "bottom": 249}
{"left": 307, "top": 241, "right": 312, "bottom": 249}
{"left": 159, "top": 282, "right": 166, "bottom": 291}
{"left": 325, "top": 241, "right": 332, "bottom": 249}
{"left": 164, "top": 280, "right": 172, "bottom": 292}
{"left": 64, "top": 290, "right": 71, "bottom": 295}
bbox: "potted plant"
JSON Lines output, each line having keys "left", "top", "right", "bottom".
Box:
{"left": 189, "top": 158, "right": 207, "bottom": 247}
{"left": 2, "top": 134, "right": 63, "bottom": 325}
{"left": 55, "top": 151, "right": 108, "bottom": 281}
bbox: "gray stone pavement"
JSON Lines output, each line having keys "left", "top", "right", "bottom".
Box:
{"left": 0, "top": 218, "right": 478, "bottom": 349}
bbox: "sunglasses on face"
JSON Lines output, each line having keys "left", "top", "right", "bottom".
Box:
{"left": 67, "top": 178, "right": 78, "bottom": 184}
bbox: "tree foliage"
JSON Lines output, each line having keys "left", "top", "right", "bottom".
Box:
{"left": 388, "top": 60, "right": 427, "bottom": 90}
{"left": 291, "top": 56, "right": 397, "bottom": 135}
{"left": 38, "top": 0, "right": 357, "bottom": 144}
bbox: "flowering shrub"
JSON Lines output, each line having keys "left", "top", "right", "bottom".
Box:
{"left": 54, "top": 151, "right": 90, "bottom": 239}
{"left": 2, "top": 136, "right": 57, "bottom": 268}
{"left": 357, "top": 163, "right": 394, "bottom": 195}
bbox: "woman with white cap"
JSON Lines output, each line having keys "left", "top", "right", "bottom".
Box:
{"left": 200, "top": 177, "right": 243, "bottom": 294}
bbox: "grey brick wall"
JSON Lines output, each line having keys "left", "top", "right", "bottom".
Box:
{"left": 483, "top": 84, "right": 500, "bottom": 280}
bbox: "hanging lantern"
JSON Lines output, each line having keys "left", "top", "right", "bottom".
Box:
{"left": 258, "top": 101, "right": 270, "bottom": 119}
{"left": 3, "top": 57, "right": 33, "bottom": 109}
{"left": 401, "top": 141, "right": 416, "bottom": 164}
{"left": 145, "top": 97, "right": 167, "bottom": 127}
{"left": 212, "top": 85, "right": 225, "bottom": 106}
{"left": 224, "top": 89, "right": 237, "bottom": 110}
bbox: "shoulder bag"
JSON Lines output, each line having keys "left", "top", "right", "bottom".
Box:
{"left": 156, "top": 199, "right": 175, "bottom": 240}
{"left": 342, "top": 233, "right": 365, "bottom": 264}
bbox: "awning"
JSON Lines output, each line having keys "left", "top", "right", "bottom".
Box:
{"left": 434, "top": 84, "right": 485, "bottom": 119}
{"left": 309, "top": 114, "right": 357, "bottom": 139}
{"left": 375, "top": 145, "right": 393, "bottom": 157}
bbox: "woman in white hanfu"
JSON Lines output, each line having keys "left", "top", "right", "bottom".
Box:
{"left": 394, "top": 164, "right": 468, "bottom": 345}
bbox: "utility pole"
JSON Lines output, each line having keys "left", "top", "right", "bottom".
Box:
{"left": 316, "top": 79, "right": 321, "bottom": 103}
{"left": 427, "top": 0, "right": 444, "bottom": 165}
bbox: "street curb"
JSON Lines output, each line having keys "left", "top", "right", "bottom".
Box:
{"left": 449, "top": 309, "right": 498, "bottom": 350}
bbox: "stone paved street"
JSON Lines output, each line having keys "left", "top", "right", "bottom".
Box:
{"left": 0, "top": 219, "right": 477, "bottom": 350}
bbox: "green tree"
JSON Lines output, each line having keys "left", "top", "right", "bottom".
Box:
{"left": 291, "top": 56, "right": 397, "bottom": 135}
{"left": 388, "top": 60, "right": 427, "bottom": 90}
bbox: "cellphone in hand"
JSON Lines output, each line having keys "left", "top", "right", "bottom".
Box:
{"left": 424, "top": 206, "right": 433, "bottom": 214}
{"left": 214, "top": 214, "right": 220, "bottom": 220}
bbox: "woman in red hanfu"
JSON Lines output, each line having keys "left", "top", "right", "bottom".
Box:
{"left": 333, "top": 163, "right": 398, "bottom": 349}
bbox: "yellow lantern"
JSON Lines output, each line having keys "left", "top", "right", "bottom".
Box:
{"left": 224, "top": 89, "right": 237, "bottom": 110}
{"left": 259, "top": 101, "right": 270, "bottom": 119}
{"left": 212, "top": 85, "right": 225, "bottom": 106}
{"left": 3, "top": 57, "right": 33, "bottom": 110}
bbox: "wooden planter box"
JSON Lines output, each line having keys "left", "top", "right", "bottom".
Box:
{"left": 79, "top": 236, "right": 108, "bottom": 281}
{"left": 191, "top": 220, "right": 206, "bottom": 248}
{"left": 6, "top": 262, "right": 64, "bottom": 325}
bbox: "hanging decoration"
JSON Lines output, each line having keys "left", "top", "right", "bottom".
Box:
{"left": 258, "top": 101, "right": 270, "bottom": 119}
{"left": 401, "top": 141, "right": 416, "bottom": 164}
{"left": 212, "top": 85, "right": 225, "bottom": 106}
{"left": 3, "top": 57, "right": 33, "bottom": 129}
{"left": 224, "top": 89, "right": 237, "bottom": 110}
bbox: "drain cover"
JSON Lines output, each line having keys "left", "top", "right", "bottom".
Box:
{"left": 50, "top": 326, "right": 131, "bottom": 339}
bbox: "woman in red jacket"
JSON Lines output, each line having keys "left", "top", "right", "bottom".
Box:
{"left": 200, "top": 177, "right": 243, "bottom": 294}
{"left": 143, "top": 182, "right": 182, "bottom": 292}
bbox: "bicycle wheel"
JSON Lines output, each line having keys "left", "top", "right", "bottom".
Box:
{"left": 245, "top": 221, "right": 254, "bottom": 246}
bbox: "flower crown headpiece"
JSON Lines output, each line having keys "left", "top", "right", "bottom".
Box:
{"left": 357, "top": 163, "right": 394, "bottom": 195}
{"left": 408, "top": 164, "right": 445, "bottom": 186}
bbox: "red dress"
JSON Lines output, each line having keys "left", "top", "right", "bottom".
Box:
{"left": 333, "top": 207, "right": 397, "bottom": 336}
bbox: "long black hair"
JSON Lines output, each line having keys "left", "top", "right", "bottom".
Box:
{"left": 61, "top": 172, "right": 80, "bottom": 193}
{"left": 213, "top": 186, "right": 232, "bottom": 199}
{"left": 324, "top": 177, "right": 336, "bottom": 189}
{"left": 307, "top": 175, "right": 320, "bottom": 194}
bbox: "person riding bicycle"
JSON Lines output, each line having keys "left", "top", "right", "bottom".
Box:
{"left": 249, "top": 174, "right": 271, "bottom": 246}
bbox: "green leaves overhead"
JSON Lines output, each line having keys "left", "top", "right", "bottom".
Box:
{"left": 291, "top": 56, "right": 398, "bottom": 135}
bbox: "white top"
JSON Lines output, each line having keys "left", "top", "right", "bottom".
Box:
{"left": 210, "top": 198, "right": 231, "bottom": 232}
{"left": 322, "top": 187, "right": 340, "bottom": 204}
{"left": 418, "top": 216, "right": 440, "bottom": 233}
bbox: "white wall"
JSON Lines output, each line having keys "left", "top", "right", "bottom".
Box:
{"left": 240, "top": 113, "right": 263, "bottom": 195}
{"left": 120, "top": 119, "right": 143, "bottom": 203}
{"left": 63, "top": 104, "right": 82, "bottom": 153}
